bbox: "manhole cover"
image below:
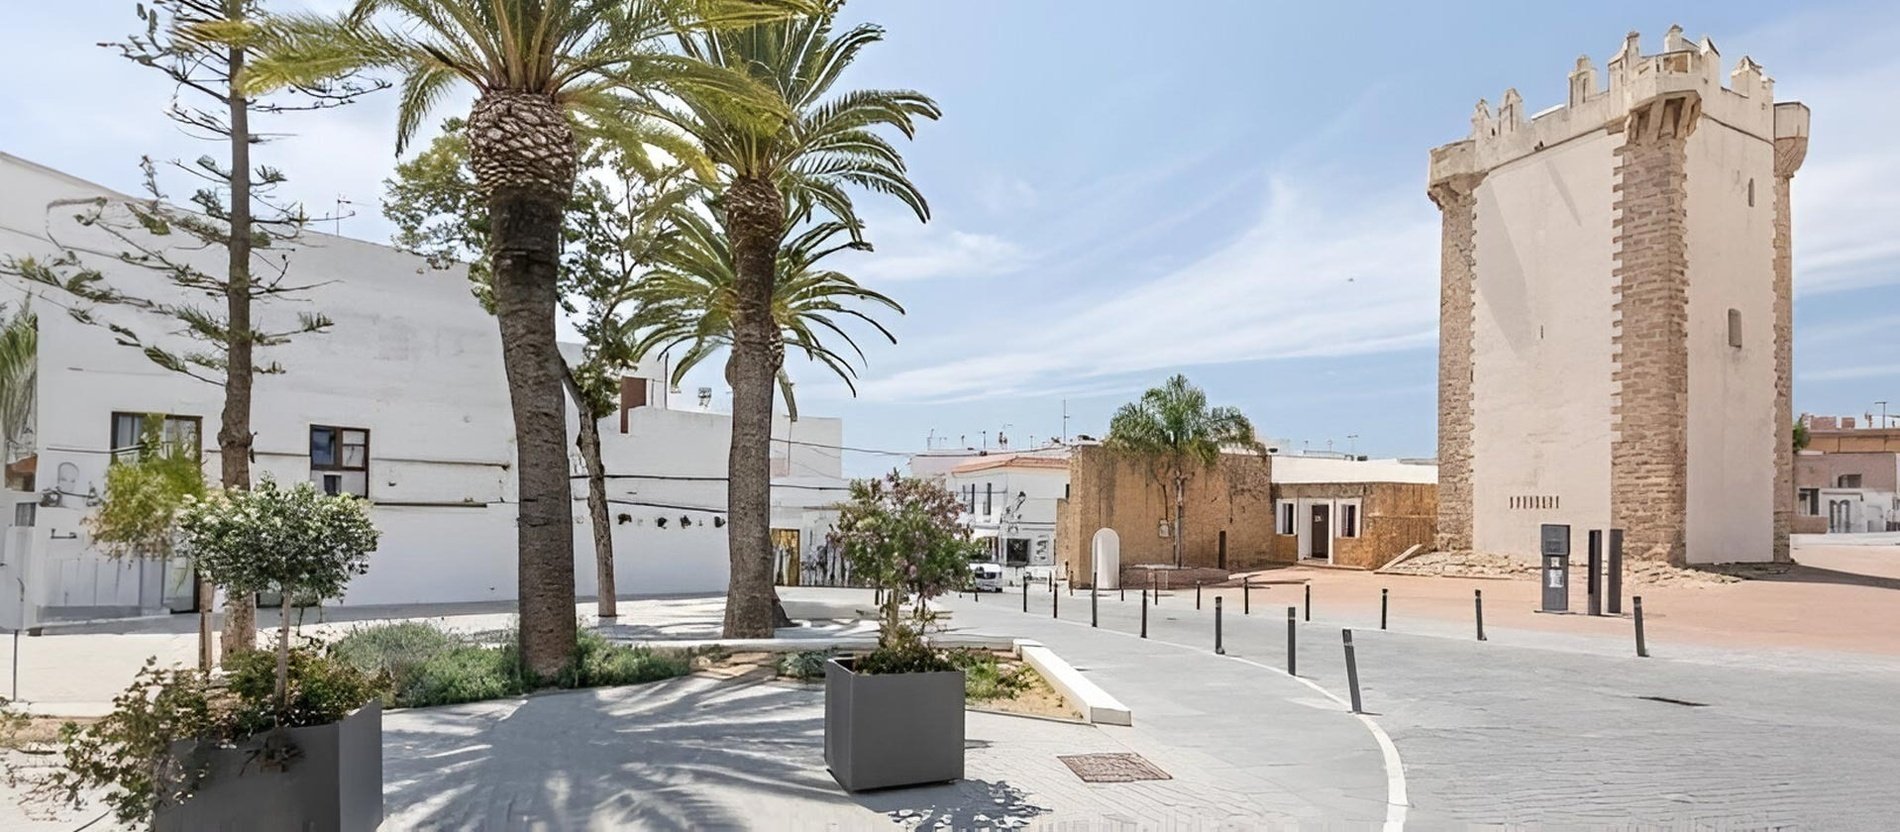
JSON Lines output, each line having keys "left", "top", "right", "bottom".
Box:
{"left": 1058, "top": 752, "right": 1172, "bottom": 783}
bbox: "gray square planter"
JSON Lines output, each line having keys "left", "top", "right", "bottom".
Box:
{"left": 824, "top": 657, "right": 965, "bottom": 792}
{"left": 154, "top": 699, "right": 382, "bottom": 832}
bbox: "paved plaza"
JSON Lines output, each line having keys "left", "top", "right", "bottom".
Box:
{"left": 8, "top": 546, "right": 1900, "bottom": 828}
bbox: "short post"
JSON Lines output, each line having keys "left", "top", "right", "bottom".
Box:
{"left": 1380, "top": 588, "right": 1388, "bottom": 630}
{"left": 1151, "top": 572, "right": 1159, "bottom": 605}
{"left": 1052, "top": 579, "right": 1059, "bottom": 619}
{"left": 1140, "top": 590, "right": 1149, "bottom": 638}
{"left": 1587, "top": 529, "right": 1603, "bottom": 617}
{"left": 1303, "top": 583, "right": 1312, "bottom": 622}
{"left": 1214, "top": 596, "right": 1225, "bottom": 655}
{"left": 1474, "top": 589, "right": 1487, "bottom": 642}
{"left": 1022, "top": 578, "right": 1028, "bottom": 613}
{"left": 1607, "top": 529, "right": 1625, "bottom": 615}
{"left": 1091, "top": 583, "right": 1098, "bottom": 628}
{"left": 1634, "top": 595, "right": 1648, "bottom": 658}
{"left": 1243, "top": 576, "right": 1251, "bottom": 615}
{"left": 1120, "top": 582, "right": 1125, "bottom": 602}
{"left": 1068, "top": 569, "right": 1074, "bottom": 597}
{"left": 1286, "top": 606, "right": 1298, "bottom": 676}
{"left": 1196, "top": 580, "right": 1203, "bottom": 610}
{"left": 1342, "top": 629, "right": 1363, "bottom": 714}
{"left": 973, "top": 582, "right": 979, "bottom": 602}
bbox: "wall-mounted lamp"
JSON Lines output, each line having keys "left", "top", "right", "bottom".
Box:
{"left": 1157, "top": 520, "right": 1172, "bottom": 539}
{"left": 656, "top": 516, "right": 669, "bottom": 528}
{"left": 713, "top": 516, "right": 726, "bottom": 528}
{"left": 680, "top": 516, "right": 693, "bottom": 527}
{"left": 616, "top": 513, "right": 632, "bottom": 525}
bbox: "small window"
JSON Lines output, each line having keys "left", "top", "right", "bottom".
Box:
{"left": 1340, "top": 503, "right": 1360, "bottom": 538}
{"left": 1277, "top": 502, "right": 1296, "bottom": 535}
{"left": 1798, "top": 488, "right": 1820, "bottom": 516}
{"left": 1838, "top": 474, "right": 1863, "bottom": 489}
{"left": 984, "top": 482, "right": 993, "bottom": 517}
{"left": 110, "top": 412, "right": 203, "bottom": 462}
{"left": 1728, "top": 309, "right": 1743, "bottom": 348}
{"left": 310, "top": 425, "right": 369, "bottom": 497}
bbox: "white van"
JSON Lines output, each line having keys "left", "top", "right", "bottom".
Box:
{"left": 969, "top": 561, "right": 1005, "bottom": 592}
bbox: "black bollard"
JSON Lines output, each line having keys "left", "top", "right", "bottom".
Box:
{"left": 1197, "top": 581, "right": 1203, "bottom": 610}
{"left": 1634, "top": 595, "right": 1648, "bottom": 658}
{"left": 1380, "top": 588, "right": 1389, "bottom": 630}
{"left": 1244, "top": 576, "right": 1251, "bottom": 615}
{"left": 1286, "top": 606, "right": 1298, "bottom": 676}
{"left": 1304, "top": 583, "right": 1312, "bottom": 622}
{"left": 1215, "top": 597, "right": 1225, "bottom": 655}
{"left": 1091, "top": 583, "right": 1098, "bottom": 628}
{"left": 1475, "top": 589, "right": 1487, "bottom": 642}
{"left": 1052, "top": 579, "right": 1059, "bottom": 619}
{"left": 1151, "top": 572, "right": 1159, "bottom": 605}
{"left": 1120, "top": 582, "right": 1125, "bottom": 602}
{"left": 1022, "top": 579, "right": 1028, "bottom": 613}
{"left": 1343, "top": 629, "right": 1363, "bottom": 714}
{"left": 1141, "top": 590, "right": 1149, "bottom": 638}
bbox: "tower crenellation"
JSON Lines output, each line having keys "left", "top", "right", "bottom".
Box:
{"left": 1429, "top": 26, "right": 1797, "bottom": 189}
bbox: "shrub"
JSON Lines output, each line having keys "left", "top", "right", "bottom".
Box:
{"left": 947, "top": 650, "right": 1031, "bottom": 701}
{"left": 392, "top": 646, "right": 518, "bottom": 707}
{"left": 330, "top": 621, "right": 459, "bottom": 688}
{"left": 777, "top": 649, "right": 835, "bottom": 680}
{"left": 568, "top": 629, "right": 691, "bottom": 688}
{"left": 830, "top": 472, "right": 984, "bottom": 674}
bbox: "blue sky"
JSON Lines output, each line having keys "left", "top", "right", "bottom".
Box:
{"left": 4, "top": 1, "right": 1898, "bottom": 475}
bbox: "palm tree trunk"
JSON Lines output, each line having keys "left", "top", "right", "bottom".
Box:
{"left": 217, "top": 35, "right": 256, "bottom": 664}
{"left": 493, "top": 185, "right": 578, "bottom": 680}
{"left": 721, "top": 175, "right": 784, "bottom": 639}
{"left": 1173, "top": 472, "right": 1186, "bottom": 568}
{"left": 470, "top": 90, "right": 581, "bottom": 681}
{"left": 577, "top": 408, "right": 616, "bottom": 618}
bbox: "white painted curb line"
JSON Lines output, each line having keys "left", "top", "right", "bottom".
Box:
{"left": 1013, "top": 638, "right": 1133, "bottom": 726}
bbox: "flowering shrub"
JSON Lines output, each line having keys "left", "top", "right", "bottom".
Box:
{"left": 829, "top": 471, "right": 983, "bottom": 674}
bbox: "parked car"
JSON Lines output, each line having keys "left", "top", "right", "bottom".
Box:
{"left": 969, "top": 561, "right": 1005, "bottom": 592}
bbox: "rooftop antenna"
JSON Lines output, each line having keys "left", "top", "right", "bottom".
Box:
{"left": 1346, "top": 434, "right": 1359, "bottom": 456}
{"left": 1061, "top": 400, "right": 1070, "bottom": 444}
{"left": 334, "top": 195, "right": 354, "bottom": 235}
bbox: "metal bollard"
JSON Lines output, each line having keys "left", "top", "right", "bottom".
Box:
{"left": 1091, "top": 584, "right": 1098, "bottom": 628}
{"left": 1243, "top": 576, "right": 1251, "bottom": 615}
{"left": 1380, "top": 588, "right": 1389, "bottom": 630}
{"left": 1120, "top": 582, "right": 1125, "bottom": 602}
{"left": 1141, "top": 590, "right": 1149, "bottom": 638}
{"left": 1474, "top": 589, "right": 1487, "bottom": 642}
{"left": 1634, "top": 595, "right": 1648, "bottom": 658}
{"left": 1197, "top": 581, "right": 1203, "bottom": 610}
{"left": 1304, "top": 583, "right": 1312, "bottom": 622}
{"left": 1151, "top": 572, "right": 1159, "bottom": 605}
{"left": 1343, "top": 629, "right": 1363, "bottom": 714}
{"left": 1052, "top": 579, "right": 1059, "bottom": 619}
{"left": 1215, "top": 597, "right": 1225, "bottom": 655}
{"left": 1285, "top": 607, "right": 1298, "bottom": 676}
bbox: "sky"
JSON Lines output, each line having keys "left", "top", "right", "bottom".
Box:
{"left": 3, "top": 0, "right": 1898, "bottom": 476}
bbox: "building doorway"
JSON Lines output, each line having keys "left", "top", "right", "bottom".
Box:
{"left": 1217, "top": 530, "right": 1228, "bottom": 570}
{"left": 1308, "top": 505, "right": 1331, "bottom": 561}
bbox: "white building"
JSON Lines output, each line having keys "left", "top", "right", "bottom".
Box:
{"left": 0, "top": 153, "right": 846, "bottom": 626}
{"left": 941, "top": 451, "right": 1069, "bottom": 584}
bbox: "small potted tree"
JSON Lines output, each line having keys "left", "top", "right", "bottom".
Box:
{"left": 824, "top": 471, "right": 982, "bottom": 791}
{"left": 48, "top": 479, "right": 384, "bottom": 830}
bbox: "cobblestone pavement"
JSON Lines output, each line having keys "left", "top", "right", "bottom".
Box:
{"left": 946, "top": 582, "right": 1900, "bottom": 828}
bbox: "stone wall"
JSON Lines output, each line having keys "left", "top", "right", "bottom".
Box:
{"left": 1273, "top": 482, "right": 1438, "bottom": 569}
{"left": 1054, "top": 445, "right": 1276, "bottom": 586}
{"left": 1609, "top": 93, "right": 1698, "bottom": 565}
{"left": 1772, "top": 132, "right": 1807, "bottom": 562}
{"left": 1429, "top": 171, "right": 1483, "bottom": 552}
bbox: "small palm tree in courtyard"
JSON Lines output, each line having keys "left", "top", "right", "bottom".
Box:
{"left": 1106, "top": 375, "right": 1265, "bottom": 568}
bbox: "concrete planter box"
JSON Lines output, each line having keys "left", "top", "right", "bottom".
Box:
{"left": 824, "top": 658, "right": 964, "bottom": 792}
{"left": 154, "top": 699, "right": 382, "bottom": 832}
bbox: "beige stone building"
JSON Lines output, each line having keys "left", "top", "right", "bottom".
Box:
{"left": 1793, "top": 415, "right": 1900, "bottom": 534}
{"left": 1429, "top": 26, "right": 1808, "bottom": 565}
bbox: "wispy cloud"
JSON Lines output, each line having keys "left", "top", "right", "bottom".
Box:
{"left": 845, "top": 218, "right": 1025, "bottom": 284}
{"left": 1802, "top": 363, "right": 1900, "bottom": 382}
{"left": 857, "top": 175, "right": 1438, "bottom": 403}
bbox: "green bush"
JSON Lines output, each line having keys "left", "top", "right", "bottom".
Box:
{"left": 947, "top": 650, "right": 1031, "bottom": 702}
{"left": 400, "top": 646, "right": 523, "bottom": 707}
{"left": 330, "top": 621, "right": 458, "bottom": 686}
{"left": 221, "top": 646, "right": 388, "bottom": 735}
{"left": 568, "top": 629, "right": 691, "bottom": 688}
{"left": 777, "top": 649, "right": 835, "bottom": 680}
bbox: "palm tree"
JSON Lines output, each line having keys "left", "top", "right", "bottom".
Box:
{"left": 1106, "top": 375, "right": 1265, "bottom": 569}
{"left": 645, "top": 2, "right": 938, "bottom": 637}
{"left": 246, "top": 0, "right": 808, "bottom": 679}
{"left": 623, "top": 211, "right": 903, "bottom": 421}
{"left": 0, "top": 304, "right": 36, "bottom": 458}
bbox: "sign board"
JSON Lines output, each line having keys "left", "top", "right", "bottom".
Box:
{"left": 1539, "top": 523, "right": 1570, "bottom": 612}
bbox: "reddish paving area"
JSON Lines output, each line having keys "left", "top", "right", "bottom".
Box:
{"left": 1221, "top": 542, "right": 1900, "bottom": 656}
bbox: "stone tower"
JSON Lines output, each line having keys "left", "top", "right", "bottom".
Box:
{"left": 1428, "top": 26, "right": 1808, "bottom": 565}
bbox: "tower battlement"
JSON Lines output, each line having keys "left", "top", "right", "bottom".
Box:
{"left": 1430, "top": 25, "right": 1807, "bottom": 186}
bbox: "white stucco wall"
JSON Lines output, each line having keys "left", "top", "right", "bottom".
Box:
{"left": 1682, "top": 121, "right": 1777, "bottom": 562}
{"left": 1469, "top": 131, "right": 1617, "bottom": 557}
{"left": 0, "top": 153, "right": 849, "bottom": 621}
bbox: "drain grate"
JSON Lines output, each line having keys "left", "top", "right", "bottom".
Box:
{"left": 1058, "top": 752, "right": 1172, "bottom": 783}
{"left": 1637, "top": 695, "right": 1709, "bottom": 707}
